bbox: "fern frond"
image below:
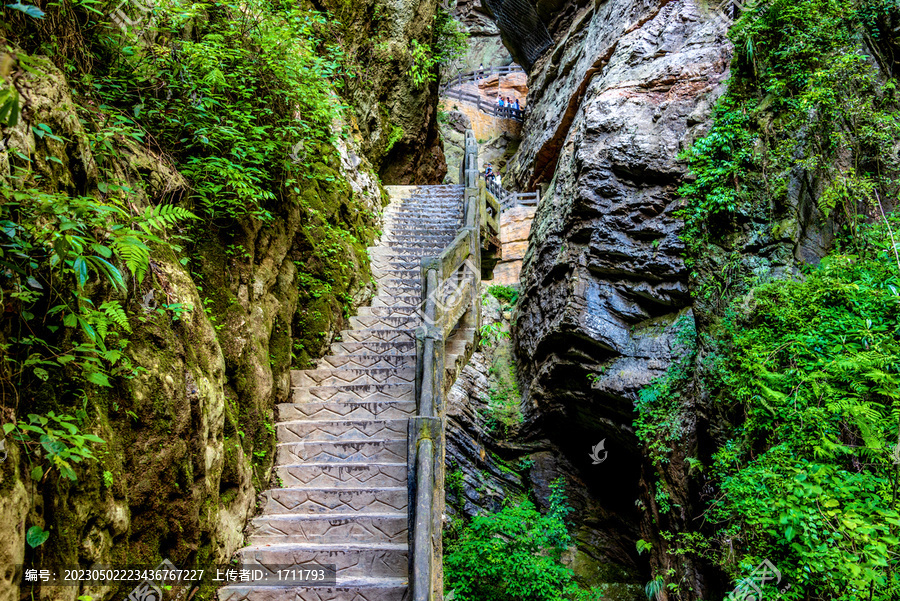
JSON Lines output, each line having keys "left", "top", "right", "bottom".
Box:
{"left": 100, "top": 300, "right": 131, "bottom": 333}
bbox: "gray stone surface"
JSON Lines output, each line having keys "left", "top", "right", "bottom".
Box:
{"left": 513, "top": 0, "right": 731, "bottom": 434}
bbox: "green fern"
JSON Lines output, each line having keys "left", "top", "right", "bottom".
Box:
{"left": 100, "top": 301, "right": 130, "bottom": 333}
{"left": 112, "top": 235, "right": 151, "bottom": 283}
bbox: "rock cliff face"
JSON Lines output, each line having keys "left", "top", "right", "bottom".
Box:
{"left": 491, "top": 0, "right": 733, "bottom": 593}
{"left": 0, "top": 56, "right": 383, "bottom": 601}
{"left": 306, "top": 0, "right": 448, "bottom": 184}
{"left": 448, "top": 0, "right": 513, "bottom": 71}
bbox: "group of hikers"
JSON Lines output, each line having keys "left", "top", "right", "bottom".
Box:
{"left": 497, "top": 96, "right": 521, "bottom": 110}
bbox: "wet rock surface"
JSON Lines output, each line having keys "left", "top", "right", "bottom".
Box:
{"left": 491, "top": 0, "right": 731, "bottom": 592}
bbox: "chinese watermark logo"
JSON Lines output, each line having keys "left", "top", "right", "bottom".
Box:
{"left": 589, "top": 439, "right": 607, "bottom": 465}
{"left": 127, "top": 559, "right": 177, "bottom": 601}
{"left": 726, "top": 559, "right": 792, "bottom": 601}
{"left": 419, "top": 258, "right": 478, "bottom": 328}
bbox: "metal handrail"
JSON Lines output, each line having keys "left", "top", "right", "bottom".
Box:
{"left": 439, "top": 64, "right": 525, "bottom": 92}
{"left": 440, "top": 87, "right": 525, "bottom": 122}
{"left": 483, "top": 173, "right": 540, "bottom": 211}
{"left": 409, "top": 129, "right": 486, "bottom": 601}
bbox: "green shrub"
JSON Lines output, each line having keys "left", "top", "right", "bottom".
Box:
{"left": 444, "top": 479, "right": 578, "bottom": 601}
{"left": 704, "top": 219, "right": 900, "bottom": 598}
{"left": 487, "top": 284, "right": 519, "bottom": 306}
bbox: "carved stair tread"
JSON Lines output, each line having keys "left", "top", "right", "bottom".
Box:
{"left": 274, "top": 463, "right": 407, "bottom": 488}
{"left": 249, "top": 514, "right": 408, "bottom": 544}
{"left": 276, "top": 420, "right": 408, "bottom": 442}
{"left": 259, "top": 487, "right": 408, "bottom": 515}
{"left": 275, "top": 402, "right": 417, "bottom": 421}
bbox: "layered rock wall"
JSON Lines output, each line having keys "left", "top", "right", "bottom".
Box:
{"left": 502, "top": 0, "right": 733, "bottom": 593}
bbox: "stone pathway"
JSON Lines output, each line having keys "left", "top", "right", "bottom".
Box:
{"left": 219, "top": 185, "right": 465, "bottom": 601}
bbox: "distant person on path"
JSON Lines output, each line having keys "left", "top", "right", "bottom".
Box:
{"left": 513, "top": 98, "right": 520, "bottom": 110}
{"left": 497, "top": 95, "right": 505, "bottom": 107}
{"left": 485, "top": 164, "right": 495, "bottom": 182}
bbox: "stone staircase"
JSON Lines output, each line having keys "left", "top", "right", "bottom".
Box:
{"left": 219, "top": 185, "right": 466, "bottom": 601}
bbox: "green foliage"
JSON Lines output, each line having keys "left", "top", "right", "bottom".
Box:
{"left": 478, "top": 321, "right": 510, "bottom": 347}
{"left": 407, "top": 6, "right": 467, "bottom": 88}
{"left": 3, "top": 412, "right": 105, "bottom": 481}
{"left": 25, "top": 525, "right": 49, "bottom": 548}
{"left": 678, "top": 0, "right": 900, "bottom": 256}
{"left": 0, "top": 188, "right": 194, "bottom": 388}
{"left": 444, "top": 478, "right": 579, "bottom": 601}
{"left": 431, "top": 6, "right": 468, "bottom": 66}
{"left": 483, "top": 352, "right": 521, "bottom": 438}
{"left": 634, "top": 315, "right": 698, "bottom": 466}
{"left": 644, "top": 577, "right": 664, "bottom": 601}
{"left": 704, "top": 219, "right": 900, "bottom": 598}
{"left": 89, "top": 0, "right": 347, "bottom": 222}
{"left": 636, "top": 539, "right": 652, "bottom": 556}
{"left": 487, "top": 284, "right": 519, "bottom": 307}
{"left": 385, "top": 124, "right": 404, "bottom": 153}
{"left": 670, "top": 0, "right": 900, "bottom": 596}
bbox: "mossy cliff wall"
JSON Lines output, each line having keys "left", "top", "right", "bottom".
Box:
{"left": 304, "top": 0, "right": 448, "bottom": 184}
{"left": 0, "top": 1, "right": 447, "bottom": 598}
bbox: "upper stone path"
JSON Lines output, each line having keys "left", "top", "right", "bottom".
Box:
{"left": 219, "top": 185, "right": 465, "bottom": 601}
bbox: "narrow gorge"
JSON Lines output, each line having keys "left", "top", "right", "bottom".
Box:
{"left": 3, "top": 0, "right": 900, "bottom": 600}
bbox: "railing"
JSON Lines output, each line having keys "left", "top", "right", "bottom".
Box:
{"left": 439, "top": 64, "right": 526, "bottom": 92}
{"left": 440, "top": 87, "right": 526, "bottom": 122}
{"left": 484, "top": 174, "right": 540, "bottom": 211}
{"left": 409, "top": 130, "right": 492, "bottom": 601}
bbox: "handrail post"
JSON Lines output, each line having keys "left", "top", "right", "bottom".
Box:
{"left": 412, "top": 438, "right": 434, "bottom": 601}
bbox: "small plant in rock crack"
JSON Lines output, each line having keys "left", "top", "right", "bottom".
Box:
{"left": 478, "top": 322, "right": 510, "bottom": 347}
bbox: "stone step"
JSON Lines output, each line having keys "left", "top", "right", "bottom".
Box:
{"left": 373, "top": 270, "right": 419, "bottom": 281}
{"left": 249, "top": 514, "right": 407, "bottom": 544}
{"left": 218, "top": 579, "right": 409, "bottom": 601}
{"left": 276, "top": 420, "right": 407, "bottom": 443}
{"left": 329, "top": 341, "right": 415, "bottom": 355}
{"left": 383, "top": 210, "right": 462, "bottom": 220}
{"left": 383, "top": 240, "right": 453, "bottom": 250}
{"left": 292, "top": 367, "right": 415, "bottom": 387}
{"left": 369, "top": 296, "right": 421, "bottom": 309}
{"left": 315, "top": 354, "right": 415, "bottom": 370}
{"left": 276, "top": 401, "right": 416, "bottom": 422}
{"left": 382, "top": 229, "right": 459, "bottom": 240}
{"left": 383, "top": 219, "right": 461, "bottom": 229}
{"left": 370, "top": 257, "right": 422, "bottom": 269}
{"left": 292, "top": 383, "right": 414, "bottom": 403}
{"left": 381, "top": 233, "right": 459, "bottom": 242}
{"left": 370, "top": 267, "right": 420, "bottom": 279}
{"left": 261, "top": 487, "right": 407, "bottom": 515}
{"left": 338, "top": 329, "right": 414, "bottom": 344}
{"left": 276, "top": 440, "right": 407, "bottom": 464}
{"left": 275, "top": 463, "right": 407, "bottom": 488}
{"left": 233, "top": 543, "right": 408, "bottom": 579}
{"left": 348, "top": 315, "right": 417, "bottom": 330}
{"left": 369, "top": 247, "right": 449, "bottom": 257}
{"left": 374, "top": 277, "right": 420, "bottom": 287}
{"left": 356, "top": 306, "right": 420, "bottom": 319}
{"left": 375, "top": 285, "right": 420, "bottom": 297}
